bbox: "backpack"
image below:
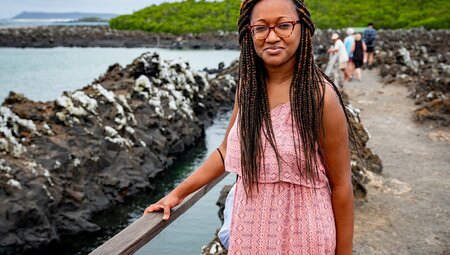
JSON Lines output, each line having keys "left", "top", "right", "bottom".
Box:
{"left": 364, "top": 29, "right": 377, "bottom": 47}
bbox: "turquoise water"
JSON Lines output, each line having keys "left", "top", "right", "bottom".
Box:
{"left": 0, "top": 47, "right": 239, "bottom": 103}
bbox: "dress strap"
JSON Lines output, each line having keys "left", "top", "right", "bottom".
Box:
{"left": 217, "top": 148, "right": 225, "bottom": 165}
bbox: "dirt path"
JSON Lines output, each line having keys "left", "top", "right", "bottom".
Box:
{"left": 344, "top": 69, "right": 450, "bottom": 255}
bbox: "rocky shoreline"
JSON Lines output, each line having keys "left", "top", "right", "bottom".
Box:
{"left": 0, "top": 26, "right": 239, "bottom": 49}
{"left": 0, "top": 53, "right": 237, "bottom": 254}
{"left": 374, "top": 29, "right": 450, "bottom": 127}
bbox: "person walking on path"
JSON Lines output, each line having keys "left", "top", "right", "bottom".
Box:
{"left": 363, "top": 22, "right": 377, "bottom": 69}
{"left": 145, "top": 0, "right": 355, "bottom": 254}
{"left": 328, "top": 32, "right": 350, "bottom": 82}
{"left": 344, "top": 28, "right": 355, "bottom": 80}
{"left": 352, "top": 33, "right": 367, "bottom": 81}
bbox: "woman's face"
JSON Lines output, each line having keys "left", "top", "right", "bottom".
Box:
{"left": 250, "top": 0, "right": 301, "bottom": 68}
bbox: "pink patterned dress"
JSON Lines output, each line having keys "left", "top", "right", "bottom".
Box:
{"left": 225, "top": 102, "right": 336, "bottom": 254}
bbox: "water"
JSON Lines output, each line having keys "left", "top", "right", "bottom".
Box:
{"left": 0, "top": 47, "right": 239, "bottom": 103}
{"left": 0, "top": 19, "right": 109, "bottom": 28}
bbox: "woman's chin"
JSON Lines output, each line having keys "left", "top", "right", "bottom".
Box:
{"left": 261, "top": 57, "right": 287, "bottom": 68}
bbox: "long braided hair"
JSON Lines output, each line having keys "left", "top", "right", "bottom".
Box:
{"left": 237, "top": 0, "right": 355, "bottom": 197}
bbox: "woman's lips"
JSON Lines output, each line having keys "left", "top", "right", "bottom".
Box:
{"left": 264, "top": 47, "right": 283, "bottom": 55}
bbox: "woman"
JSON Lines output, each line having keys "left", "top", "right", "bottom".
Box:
{"left": 352, "top": 33, "right": 367, "bottom": 81}
{"left": 145, "top": 0, "right": 354, "bottom": 254}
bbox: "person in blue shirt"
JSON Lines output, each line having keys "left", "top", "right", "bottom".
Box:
{"left": 363, "top": 22, "right": 377, "bottom": 69}
{"left": 344, "top": 28, "right": 355, "bottom": 80}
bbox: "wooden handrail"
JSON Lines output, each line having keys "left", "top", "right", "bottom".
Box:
{"left": 90, "top": 172, "right": 229, "bottom": 255}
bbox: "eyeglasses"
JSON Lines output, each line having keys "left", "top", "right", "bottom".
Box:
{"left": 249, "top": 20, "right": 301, "bottom": 40}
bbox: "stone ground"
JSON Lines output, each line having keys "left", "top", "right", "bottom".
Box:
{"left": 345, "top": 69, "right": 450, "bottom": 255}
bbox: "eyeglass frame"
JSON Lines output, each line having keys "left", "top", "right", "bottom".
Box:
{"left": 248, "top": 20, "right": 301, "bottom": 40}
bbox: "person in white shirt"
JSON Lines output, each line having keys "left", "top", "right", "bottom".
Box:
{"left": 327, "top": 33, "right": 350, "bottom": 81}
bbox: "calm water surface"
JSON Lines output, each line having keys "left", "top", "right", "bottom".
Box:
{"left": 0, "top": 47, "right": 239, "bottom": 103}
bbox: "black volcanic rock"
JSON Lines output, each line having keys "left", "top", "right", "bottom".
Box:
{"left": 372, "top": 29, "right": 450, "bottom": 126}
{"left": 0, "top": 26, "right": 239, "bottom": 49}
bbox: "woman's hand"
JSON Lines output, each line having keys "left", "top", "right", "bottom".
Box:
{"left": 143, "top": 192, "right": 184, "bottom": 220}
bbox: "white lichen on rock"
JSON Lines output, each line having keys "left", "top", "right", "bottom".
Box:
{"left": 125, "top": 126, "right": 135, "bottom": 134}
{"left": 195, "top": 71, "right": 210, "bottom": 91}
{"left": 134, "top": 75, "right": 154, "bottom": 99}
{"left": 104, "top": 126, "right": 118, "bottom": 137}
{"left": 42, "top": 184, "right": 54, "bottom": 200}
{"left": 0, "top": 159, "right": 12, "bottom": 173}
{"left": 71, "top": 91, "right": 98, "bottom": 114}
{"left": 56, "top": 95, "right": 88, "bottom": 117}
{"left": 104, "top": 126, "right": 132, "bottom": 147}
{"left": 54, "top": 160, "right": 62, "bottom": 169}
{"left": 42, "top": 123, "right": 54, "bottom": 136}
{"left": 94, "top": 84, "right": 136, "bottom": 130}
{"left": 93, "top": 84, "right": 116, "bottom": 103}
{"left": 221, "top": 74, "right": 236, "bottom": 91}
{"left": 346, "top": 104, "right": 361, "bottom": 123}
{"left": 73, "top": 158, "right": 81, "bottom": 167}
{"left": 133, "top": 53, "right": 214, "bottom": 122}
{"left": 7, "top": 179, "right": 22, "bottom": 189}
{"left": 23, "top": 160, "right": 54, "bottom": 186}
{"left": 0, "top": 106, "right": 38, "bottom": 157}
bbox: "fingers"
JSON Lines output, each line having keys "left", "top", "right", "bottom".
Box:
{"left": 143, "top": 204, "right": 164, "bottom": 215}
{"left": 163, "top": 204, "right": 171, "bottom": 220}
{"left": 143, "top": 203, "right": 171, "bottom": 220}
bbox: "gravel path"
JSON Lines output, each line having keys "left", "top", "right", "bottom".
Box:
{"left": 345, "top": 69, "right": 450, "bottom": 255}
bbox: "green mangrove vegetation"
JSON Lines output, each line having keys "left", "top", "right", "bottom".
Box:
{"left": 109, "top": 0, "right": 450, "bottom": 34}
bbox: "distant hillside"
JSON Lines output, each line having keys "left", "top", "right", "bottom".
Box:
{"left": 109, "top": 0, "right": 241, "bottom": 34}
{"left": 12, "top": 12, "right": 118, "bottom": 20}
{"left": 109, "top": 0, "right": 450, "bottom": 34}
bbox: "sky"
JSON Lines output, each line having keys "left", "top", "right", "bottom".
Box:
{"left": 0, "top": 0, "right": 181, "bottom": 19}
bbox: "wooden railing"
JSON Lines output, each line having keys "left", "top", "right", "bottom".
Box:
{"left": 90, "top": 172, "right": 229, "bottom": 255}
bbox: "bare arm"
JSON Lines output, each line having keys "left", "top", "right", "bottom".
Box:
{"left": 320, "top": 84, "right": 354, "bottom": 255}
{"left": 327, "top": 48, "right": 338, "bottom": 54}
{"left": 144, "top": 90, "right": 239, "bottom": 219}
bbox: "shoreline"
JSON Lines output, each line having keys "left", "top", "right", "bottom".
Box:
{"left": 0, "top": 26, "right": 240, "bottom": 50}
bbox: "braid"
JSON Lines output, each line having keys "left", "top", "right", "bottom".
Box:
{"left": 238, "top": 0, "right": 356, "bottom": 198}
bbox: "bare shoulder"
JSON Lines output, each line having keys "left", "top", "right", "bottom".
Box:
{"left": 322, "top": 80, "right": 342, "bottom": 112}
{"left": 319, "top": 78, "right": 349, "bottom": 147}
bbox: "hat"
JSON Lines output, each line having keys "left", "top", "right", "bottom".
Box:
{"left": 346, "top": 28, "right": 354, "bottom": 35}
{"left": 331, "top": 33, "right": 339, "bottom": 40}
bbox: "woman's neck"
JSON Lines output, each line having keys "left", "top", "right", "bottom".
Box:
{"left": 264, "top": 58, "right": 296, "bottom": 86}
